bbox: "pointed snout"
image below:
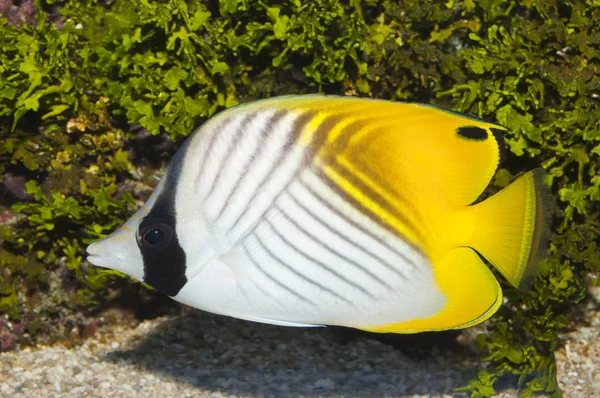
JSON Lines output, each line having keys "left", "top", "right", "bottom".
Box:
{"left": 86, "top": 225, "right": 144, "bottom": 282}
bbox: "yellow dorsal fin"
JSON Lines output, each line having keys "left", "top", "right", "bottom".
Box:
{"left": 342, "top": 103, "right": 506, "bottom": 207}
{"left": 236, "top": 95, "right": 506, "bottom": 207}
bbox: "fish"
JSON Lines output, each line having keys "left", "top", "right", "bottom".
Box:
{"left": 86, "top": 94, "right": 553, "bottom": 333}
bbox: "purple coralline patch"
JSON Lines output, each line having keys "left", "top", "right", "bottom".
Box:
{"left": 0, "top": 0, "right": 37, "bottom": 26}
{"left": 0, "top": 0, "right": 65, "bottom": 28}
{"left": 0, "top": 334, "right": 17, "bottom": 351}
{"left": 82, "top": 321, "right": 97, "bottom": 338}
{"left": 2, "top": 173, "right": 33, "bottom": 201}
{"left": 0, "top": 318, "right": 28, "bottom": 352}
{"left": 13, "top": 323, "right": 26, "bottom": 335}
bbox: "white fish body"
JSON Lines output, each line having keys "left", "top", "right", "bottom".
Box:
{"left": 165, "top": 104, "right": 442, "bottom": 328}
{"left": 87, "top": 95, "right": 551, "bottom": 333}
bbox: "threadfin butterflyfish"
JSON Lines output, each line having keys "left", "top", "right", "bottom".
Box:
{"left": 86, "top": 95, "right": 553, "bottom": 333}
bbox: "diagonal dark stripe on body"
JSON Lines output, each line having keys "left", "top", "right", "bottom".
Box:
{"left": 247, "top": 277, "right": 285, "bottom": 308}
{"left": 329, "top": 158, "right": 426, "bottom": 245}
{"left": 256, "top": 221, "right": 354, "bottom": 305}
{"left": 313, "top": 165, "right": 426, "bottom": 262}
{"left": 263, "top": 217, "right": 365, "bottom": 301}
{"left": 285, "top": 192, "right": 407, "bottom": 283}
{"left": 194, "top": 115, "right": 234, "bottom": 188}
{"left": 214, "top": 110, "right": 289, "bottom": 221}
{"left": 204, "top": 112, "right": 259, "bottom": 201}
{"left": 274, "top": 203, "right": 392, "bottom": 291}
{"left": 227, "top": 111, "right": 341, "bottom": 235}
{"left": 321, "top": 118, "right": 424, "bottom": 244}
{"left": 242, "top": 242, "right": 315, "bottom": 306}
{"left": 298, "top": 174, "right": 421, "bottom": 271}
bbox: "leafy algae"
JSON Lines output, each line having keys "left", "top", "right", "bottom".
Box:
{"left": 1, "top": 1, "right": 599, "bottom": 397}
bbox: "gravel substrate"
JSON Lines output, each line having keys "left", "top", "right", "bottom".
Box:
{"left": 1, "top": 302, "right": 598, "bottom": 398}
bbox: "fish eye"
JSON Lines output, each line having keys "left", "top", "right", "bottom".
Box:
{"left": 138, "top": 223, "right": 174, "bottom": 249}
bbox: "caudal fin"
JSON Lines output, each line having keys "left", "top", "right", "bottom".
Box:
{"left": 469, "top": 168, "right": 553, "bottom": 291}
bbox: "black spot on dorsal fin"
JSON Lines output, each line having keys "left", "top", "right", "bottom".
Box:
{"left": 457, "top": 126, "right": 488, "bottom": 141}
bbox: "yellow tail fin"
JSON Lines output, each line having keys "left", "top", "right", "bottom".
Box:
{"left": 469, "top": 168, "right": 553, "bottom": 291}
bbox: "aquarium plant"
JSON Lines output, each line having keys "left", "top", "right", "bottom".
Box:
{"left": 0, "top": 1, "right": 599, "bottom": 397}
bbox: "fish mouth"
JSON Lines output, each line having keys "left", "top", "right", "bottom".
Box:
{"left": 86, "top": 255, "right": 112, "bottom": 268}
{"left": 86, "top": 254, "right": 115, "bottom": 269}
{"left": 86, "top": 240, "right": 121, "bottom": 268}
{"left": 85, "top": 228, "right": 144, "bottom": 281}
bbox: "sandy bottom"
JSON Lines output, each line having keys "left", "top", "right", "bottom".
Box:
{"left": 0, "top": 303, "right": 598, "bottom": 398}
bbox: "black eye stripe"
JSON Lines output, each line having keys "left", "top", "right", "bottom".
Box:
{"left": 457, "top": 126, "right": 488, "bottom": 141}
{"left": 138, "top": 212, "right": 186, "bottom": 296}
{"left": 137, "top": 137, "right": 191, "bottom": 297}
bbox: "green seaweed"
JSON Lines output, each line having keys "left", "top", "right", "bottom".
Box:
{"left": 1, "top": 0, "right": 599, "bottom": 396}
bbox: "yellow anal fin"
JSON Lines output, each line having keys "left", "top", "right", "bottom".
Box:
{"left": 364, "top": 248, "right": 502, "bottom": 334}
